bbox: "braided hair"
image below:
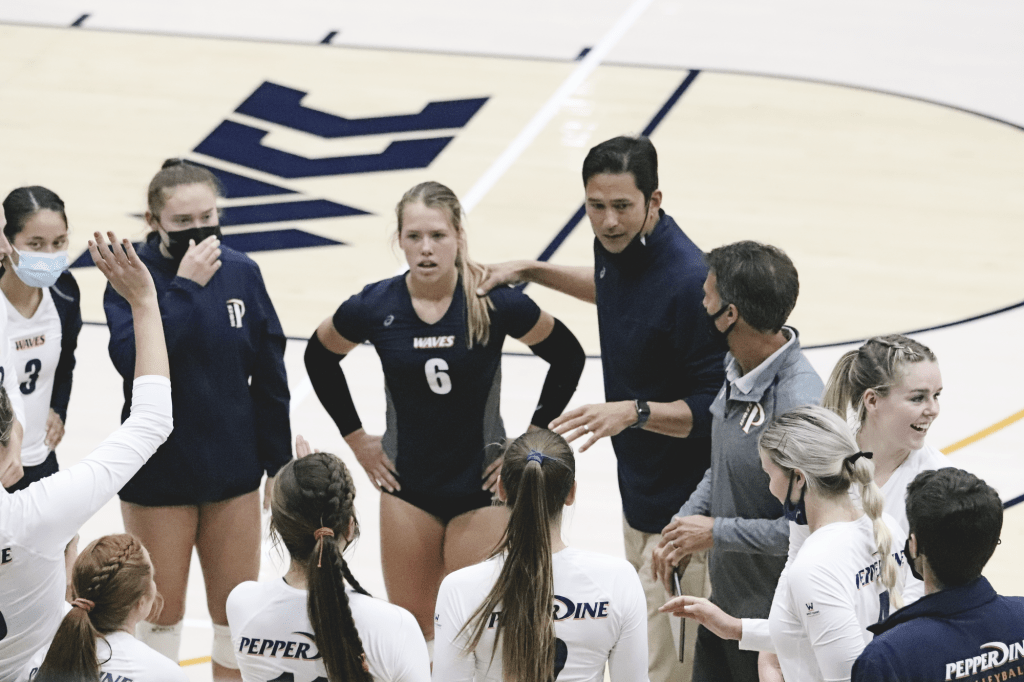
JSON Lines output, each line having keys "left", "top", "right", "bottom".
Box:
{"left": 271, "top": 452, "right": 372, "bottom": 681}
{"left": 822, "top": 334, "right": 936, "bottom": 427}
{"left": 760, "top": 406, "right": 903, "bottom": 608}
{"left": 34, "top": 534, "right": 158, "bottom": 682}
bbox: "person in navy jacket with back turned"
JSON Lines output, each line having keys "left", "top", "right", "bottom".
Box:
{"left": 103, "top": 159, "right": 290, "bottom": 681}
{"left": 852, "top": 468, "right": 1024, "bottom": 682}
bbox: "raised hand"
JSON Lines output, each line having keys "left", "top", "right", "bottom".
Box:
{"left": 89, "top": 232, "right": 156, "bottom": 306}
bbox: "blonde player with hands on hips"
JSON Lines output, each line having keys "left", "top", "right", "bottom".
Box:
{"left": 20, "top": 534, "right": 186, "bottom": 682}
{"left": 661, "top": 406, "right": 907, "bottom": 682}
{"left": 0, "top": 221, "right": 26, "bottom": 490}
{"left": 304, "top": 181, "right": 585, "bottom": 652}
{"left": 226, "top": 435, "right": 430, "bottom": 681}
{"left": 0, "top": 231, "right": 173, "bottom": 682}
{"left": 1, "top": 187, "right": 81, "bottom": 493}
{"left": 433, "top": 429, "right": 649, "bottom": 682}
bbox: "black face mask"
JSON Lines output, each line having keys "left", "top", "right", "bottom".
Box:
{"left": 782, "top": 472, "right": 808, "bottom": 526}
{"left": 162, "top": 225, "right": 222, "bottom": 261}
{"left": 706, "top": 302, "right": 736, "bottom": 341}
{"left": 904, "top": 537, "right": 925, "bottom": 581}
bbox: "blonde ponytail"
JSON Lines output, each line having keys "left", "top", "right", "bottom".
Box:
{"left": 848, "top": 458, "right": 903, "bottom": 608}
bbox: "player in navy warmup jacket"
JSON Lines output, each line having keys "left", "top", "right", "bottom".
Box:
{"left": 103, "top": 160, "right": 290, "bottom": 678}
{"left": 305, "top": 181, "right": 585, "bottom": 655}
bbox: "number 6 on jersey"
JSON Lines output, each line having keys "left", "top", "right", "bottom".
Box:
{"left": 424, "top": 358, "right": 452, "bottom": 395}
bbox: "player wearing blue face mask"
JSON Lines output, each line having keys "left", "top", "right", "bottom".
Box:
{"left": 0, "top": 186, "right": 82, "bottom": 492}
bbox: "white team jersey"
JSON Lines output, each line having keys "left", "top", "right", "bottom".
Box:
{"left": 19, "top": 630, "right": 187, "bottom": 682}
{"left": 0, "top": 377, "right": 172, "bottom": 682}
{"left": 0, "top": 300, "right": 26, "bottom": 428}
{"left": 784, "top": 444, "right": 948, "bottom": 604}
{"left": 4, "top": 289, "right": 62, "bottom": 467}
{"left": 226, "top": 578, "right": 430, "bottom": 682}
{"left": 769, "top": 513, "right": 908, "bottom": 682}
{"left": 433, "top": 547, "right": 649, "bottom": 682}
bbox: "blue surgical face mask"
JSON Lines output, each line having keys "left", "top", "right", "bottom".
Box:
{"left": 11, "top": 247, "right": 69, "bottom": 289}
{"left": 783, "top": 471, "right": 808, "bottom": 526}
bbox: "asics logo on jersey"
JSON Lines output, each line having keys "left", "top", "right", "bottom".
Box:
{"left": 384, "top": 314, "right": 395, "bottom": 327}
{"left": 13, "top": 334, "right": 45, "bottom": 350}
{"left": 237, "top": 632, "right": 321, "bottom": 660}
{"left": 227, "top": 298, "right": 246, "bottom": 328}
{"left": 740, "top": 403, "right": 765, "bottom": 434}
{"left": 413, "top": 335, "right": 455, "bottom": 349}
{"left": 946, "top": 639, "right": 1024, "bottom": 680}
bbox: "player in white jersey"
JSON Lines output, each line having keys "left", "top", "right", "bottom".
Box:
{"left": 20, "top": 534, "right": 186, "bottom": 682}
{"left": 433, "top": 430, "right": 648, "bottom": 682}
{"left": 0, "top": 226, "right": 26, "bottom": 490}
{"left": 0, "top": 231, "right": 172, "bottom": 682}
{"left": 227, "top": 438, "right": 430, "bottom": 681}
{"left": 1, "top": 186, "right": 81, "bottom": 492}
{"left": 661, "top": 406, "right": 906, "bottom": 682}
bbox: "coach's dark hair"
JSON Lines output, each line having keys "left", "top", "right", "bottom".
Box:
{"left": 823, "top": 335, "right": 937, "bottom": 426}
{"left": 461, "top": 429, "right": 575, "bottom": 682}
{"left": 705, "top": 240, "right": 799, "bottom": 334}
{"left": 35, "top": 534, "right": 160, "bottom": 682}
{"left": 582, "top": 136, "right": 659, "bottom": 203}
{"left": 271, "top": 452, "right": 372, "bottom": 682}
{"left": 146, "top": 158, "right": 222, "bottom": 222}
{"left": 906, "top": 468, "right": 1002, "bottom": 588}
{"left": 3, "top": 186, "right": 68, "bottom": 241}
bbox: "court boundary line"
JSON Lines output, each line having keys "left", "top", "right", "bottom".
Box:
{"left": 3, "top": 20, "right": 1021, "bottom": 135}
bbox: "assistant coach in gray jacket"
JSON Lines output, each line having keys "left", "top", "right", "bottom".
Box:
{"left": 653, "top": 241, "right": 824, "bottom": 682}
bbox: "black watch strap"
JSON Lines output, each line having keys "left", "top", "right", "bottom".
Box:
{"left": 631, "top": 399, "right": 650, "bottom": 429}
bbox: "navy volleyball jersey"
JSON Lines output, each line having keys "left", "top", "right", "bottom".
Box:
{"left": 333, "top": 277, "right": 541, "bottom": 498}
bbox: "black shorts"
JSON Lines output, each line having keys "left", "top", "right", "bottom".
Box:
{"left": 4, "top": 450, "right": 59, "bottom": 493}
{"left": 385, "top": 488, "right": 496, "bottom": 524}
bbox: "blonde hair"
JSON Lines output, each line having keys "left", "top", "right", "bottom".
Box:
{"left": 760, "top": 406, "right": 903, "bottom": 608}
{"left": 822, "top": 334, "right": 936, "bottom": 427}
{"left": 395, "top": 181, "right": 494, "bottom": 348}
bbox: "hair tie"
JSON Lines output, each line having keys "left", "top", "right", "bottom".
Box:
{"left": 527, "top": 450, "right": 549, "bottom": 465}
{"left": 314, "top": 527, "right": 334, "bottom": 568}
{"left": 71, "top": 598, "right": 95, "bottom": 613}
{"left": 845, "top": 451, "right": 873, "bottom": 468}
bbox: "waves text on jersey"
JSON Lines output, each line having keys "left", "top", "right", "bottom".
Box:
{"left": 413, "top": 335, "right": 455, "bottom": 349}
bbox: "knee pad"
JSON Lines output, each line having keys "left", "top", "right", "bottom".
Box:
{"left": 212, "top": 623, "right": 239, "bottom": 669}
{"left": 136, "top": 620, "right": 182, "bottom": 661}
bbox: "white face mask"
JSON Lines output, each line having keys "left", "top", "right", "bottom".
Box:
{"left": 11, "top": 247, "right": 69, "bottom": 288}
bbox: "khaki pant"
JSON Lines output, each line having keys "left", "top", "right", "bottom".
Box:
{"left": 624, "top": 518, "right": 710, "bottom": 682}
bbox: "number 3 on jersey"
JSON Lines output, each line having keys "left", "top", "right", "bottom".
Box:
{"left": 425, "top": 358, "right": 452, "bottom": 395}
{"left": 21, "top": 359, "right": 42, "bottom": 395}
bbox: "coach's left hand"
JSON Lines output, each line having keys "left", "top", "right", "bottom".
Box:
{"left": 550, "top": 401, "right": 636, "bottom": 452}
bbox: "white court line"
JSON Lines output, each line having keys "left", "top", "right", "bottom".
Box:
{"left": 459, "top": 0, "right": 656, "bottom": 213}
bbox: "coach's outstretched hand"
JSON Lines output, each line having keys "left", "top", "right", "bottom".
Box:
{"left": 475, "top": 261, "right": 530, "bottom": 296}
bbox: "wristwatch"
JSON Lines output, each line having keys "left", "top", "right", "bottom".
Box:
{"left": 631, "top": 399, "right": 650, "bottom": 429}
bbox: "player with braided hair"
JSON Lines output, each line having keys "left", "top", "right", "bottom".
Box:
{"left": 819, "top": 334, "right": 945, "bottom": 602}
{"left": 226, "top": 438, "right": 429, "bottom": 681}
{"left": 20, "top": 534, "right": 185, "bottom": 681}
{"left": 661, "top": 406, "right": 908, "bottom": 682}
{"left": 0, "top": 232, "right": 172, "bottom": 682}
